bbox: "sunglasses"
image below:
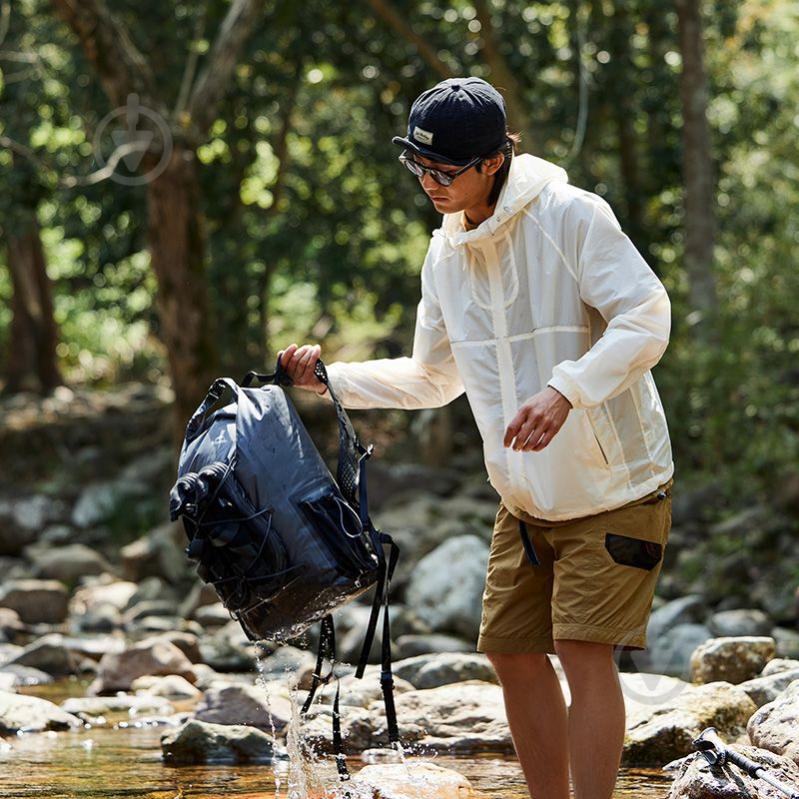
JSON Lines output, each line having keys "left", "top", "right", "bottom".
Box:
{"left": 399, "top": 150, "right": 484, "bottom": 187}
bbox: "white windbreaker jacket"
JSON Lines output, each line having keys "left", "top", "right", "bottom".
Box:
{"left": 325, "top": 153, "right": 674, "bottom": 522}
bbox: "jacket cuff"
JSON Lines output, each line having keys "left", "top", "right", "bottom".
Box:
{"left": 546, "top": 374, "right": 582, "bottom": 410}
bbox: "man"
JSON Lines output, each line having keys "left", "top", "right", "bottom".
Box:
{"left": 279, "top": 76, "right": 674, "bottom": 799}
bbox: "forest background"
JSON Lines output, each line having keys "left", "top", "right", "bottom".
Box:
{"left": 2, "top": 0, "right": 799, "bottom": 537}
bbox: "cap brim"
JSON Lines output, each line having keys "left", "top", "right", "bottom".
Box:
{"left": 391, "top": 136, "right": 472, "bottom": 166}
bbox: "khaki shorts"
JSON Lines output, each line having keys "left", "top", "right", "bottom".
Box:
{"left": 477, "top": 478, "right": 673, "bottom": 654}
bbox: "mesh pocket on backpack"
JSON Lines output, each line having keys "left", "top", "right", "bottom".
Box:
{"left": 297, "top": 487, "right": 377, "bottom": 578}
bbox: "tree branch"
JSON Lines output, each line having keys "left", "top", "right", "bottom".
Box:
{"left": 49, "top": 0, "right": 163, "bottom": 115}
{"left": 187, "top": 0, "right": 266, "bottom": 138}
{"left": 364, "top": 0, "right": 454, "bottom": 79}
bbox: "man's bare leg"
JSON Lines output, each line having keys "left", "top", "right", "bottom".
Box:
{"left": 554, "top": 639, "right": 626, "bottom": 799}
{"left": 486, "top": 651, "right": 571, "bottom": 799}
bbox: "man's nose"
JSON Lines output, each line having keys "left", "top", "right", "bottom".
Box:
{"left": 419, "top": 171, "right": 439, "bottom": 192}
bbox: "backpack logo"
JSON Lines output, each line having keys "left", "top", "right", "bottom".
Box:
{"left": 413, "top": 126, "right": 434, "bottom": 145}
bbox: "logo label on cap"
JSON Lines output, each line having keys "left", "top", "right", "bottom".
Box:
{"left": 413, "top": 126, "right": 434, "bottom": 145}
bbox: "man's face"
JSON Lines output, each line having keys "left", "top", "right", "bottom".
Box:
{"left": 409, "top": 152, "right": 505, "bottom": 214}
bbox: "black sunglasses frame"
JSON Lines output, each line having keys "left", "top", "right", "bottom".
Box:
{"left": 398, "top": 150, "right": 484, "bottom": 187}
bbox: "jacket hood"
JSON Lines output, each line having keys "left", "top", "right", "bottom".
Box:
{"left": 439, "top": 153, "right": 569, "bottom": 247}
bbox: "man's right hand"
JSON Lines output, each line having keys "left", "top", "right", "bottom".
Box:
{"left": 278, "top": 343, "right": 328, "bottom": 395}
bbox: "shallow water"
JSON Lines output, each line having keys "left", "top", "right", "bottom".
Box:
{"left": 0, "top": 678, "right": 673, "bottom": 798}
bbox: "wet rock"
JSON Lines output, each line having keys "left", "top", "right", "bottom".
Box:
{"left": 307, "top": 680, "right": 513, "bottom": 755}
{"left": 747, "top": 679, "right": 799, "bottom": 766}
{"left": 69, "top": 578, "right": 138, "bottom": 616}
{"left": 623, "top": 681, "right": 758, "bottom": 766}
{"left": 193, "top": 603, "right": 231, "bottom": 627}
{"left": 120, "top": 522, "right": 189, "bottom": 585}
{"left": 690, "top": 637, "right": 776, "bottom": 685}
{"left": 132, "top": 674, "right": 202, "bottom": 700}
{"left": 0, "top": 690, "right": 83, "bottom": 735}
{"left": 666, "top": 744, "right": 799, "bottom": 798}
{"left": 395, "top": 634, "right": 473, "bottom": 659}
{"left": 198, "top": 621, "right": 257, "bottom": 672}
{"left": 193, "top": 683, "right": 291, "bottom": 733}
{"left": 88, "top": 638, "right": 197, "bottom": 695}
{"left": 648, "top": 623, "right": 713, "bottom": 679}
{"left": 352, "top": 761, "right": 475, "bottom": 798}
{"left": 255, "top": 646, "right": 317, "bottom": 682}
{"left": 0, "top": 579, "right": 69, "bottom": 624}
{"left": 405, "top": 535, "right": 489, "bottom": 640}
{"left": 26, "top": 543, "right": 113, "bottom": 584}
{"left": 4, "top": 634, "right": 84, "bottom": 676}
{"left": 737, "top": 668, "right": 799, "bottom": 707}
{"left": 0, "top": 664, "right": 54, "bottom": 687}
{"left": 315, "top": 665, "right": 415, "bottom": 709}
{"left": 161, "top": 719, "right": 276, "bottom": 764}
{"left": 61, "top": 694, "right": 174, "bottom": 721}
{"left": 151, "top": 632, "right": 202, "bottom": 664}
{"left": 392, "top": 653, "right": 497, "bottom": 689}
{"left": 707, "top": 609, "right": 773, "bottom": 638}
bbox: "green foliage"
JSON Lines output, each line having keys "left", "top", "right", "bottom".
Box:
{"left": 2, "top": 0, "right": 799, "bottom": 516}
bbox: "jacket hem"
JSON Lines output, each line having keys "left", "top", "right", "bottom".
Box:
{"left": 504, "top": 464, "right": 675, "bottom": 523}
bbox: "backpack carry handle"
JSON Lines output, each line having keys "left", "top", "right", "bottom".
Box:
{"left": 185, "top": 377, "right": 242, "bottom": 444}
{"left": 243, "top": 355, "right": 370, "bottom": 510}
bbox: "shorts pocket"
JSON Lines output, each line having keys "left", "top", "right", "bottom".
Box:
{"left": 603, "top": 532, "right": 663, "bottom": 571}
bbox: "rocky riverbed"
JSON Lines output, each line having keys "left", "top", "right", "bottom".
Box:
{"left": 2, "top": 382, "right": 799, "bottom": 797}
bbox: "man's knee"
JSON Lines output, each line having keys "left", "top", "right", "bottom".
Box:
{"left": 484, "top": 650, "right": 551, "bottom": 683}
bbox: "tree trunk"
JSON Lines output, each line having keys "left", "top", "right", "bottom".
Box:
{"left": 4, "top": 210, "right": 62, "bottom": 395}
{"left": 473, "top": 0, "right": 537, "bottom": 152}
{"left": 675, "top": 0, "right": 718, "bottom": 318}
{"left": 144, "top": 145, "right": 219, "bottom": 444}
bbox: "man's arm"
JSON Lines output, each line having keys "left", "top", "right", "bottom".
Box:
{"left": 321, "top": 247, "right": 464, "bottom": 410}
{"left": 546, "top": 195, "right": 671, "bottom": 410}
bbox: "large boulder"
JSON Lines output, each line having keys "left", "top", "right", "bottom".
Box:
{"left": 0, "top": 579, "right": 69, "bottom": 624}
{"left": 624, "top": 681, "right": 758, "bottom": 766}
{"left": 737, "top": 667, "right": 799, "bottom": 707}
{"left": 161, "top": 719, "right": 275, "bottom": 764}
{"left": 88, "top": 638, "right": 197, "bottom": 694}
{"left": 666, "top": 743, "right": 799, "bottom": 798}
{"left": 352, "top": 761, "right": 475, "bottom": 799}
{"left": 395, "top": 634, "right": 473, "bottom": 659}
{"left": 26, "top": 544, "right": 113, "bottom": 584}
{"left": 647, "top": 623, "right": 713, "bottom": 679}
{"left": 0, "top": 496, "right": 56, "bottom": 556}
{"left": 392, "top": 653, "right": 497, "bottom": 689}
{"left": 747, "top": 679, "right": 799, "bottom": 766}
{"left": 689, "top": 636, "right": 776, "bottom": 685}
{"left": 707, "top": 608, "right": 773, "bottom": 638}
{"left": 193, "top": 683, "right": 292, "bottom": 734}
{"left": 307, "top": 680, "right": 513, "bottom": 755}
{"left": 120, "top": 522, "right": 189, "bottom": 584}
{"left": 0, "top": 690, "right": 83, "bottom": 735}
{"left": 405, "top": 535, "right": 489, "bottom": 640}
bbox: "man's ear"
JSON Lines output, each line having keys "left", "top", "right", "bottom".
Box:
{"left": 482, "top": 152, "right": 505, "bottom": 176}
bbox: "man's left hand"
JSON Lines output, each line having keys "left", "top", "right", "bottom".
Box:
{"left": 504, "top": 386, "right": 573, "bottom": 452}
